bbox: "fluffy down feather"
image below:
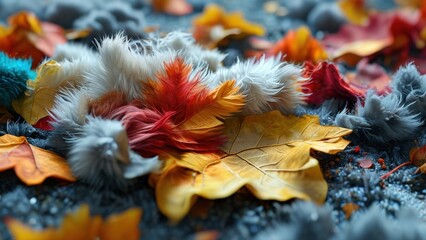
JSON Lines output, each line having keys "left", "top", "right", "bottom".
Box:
{"left": 335, "top": 90, "right": 421, "bottom": 145}
{"left": 53, "top": 43, "right": 97, "bottom": 62}
{"left": 0, "top": 52, "right": 35, "bottom": 107}
{"left": 337, "top": 205, "right": 426, "bottom": 240}
{"left": 205, "top": 56, "right": 307, "bottom": 114}
{"left": 49, "top": 89, "right": 160, "bottom": 189}
{"left": 254, "top": 201, "right": 334, "bottom": 240}
{"left": 391, "top": 63, "right": 426, "bottom": 118}
{"left": 82, "top": 33, "right": 177, "bottom": 100}
{"left": 141, "top": 31, "right": 226, "bottom": 72}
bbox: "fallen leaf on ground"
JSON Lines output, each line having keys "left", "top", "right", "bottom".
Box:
{"left": 0, "top": 11, "right": 67, "bottom": 68}
{"left": 6, "top": 204, "right": 142, "bottom": 240}
{"left": 323, "top": 10, "right": 426, "bottom": 68}
{"left": 154, "top": 110, "right": 352, "bottom": 221}
{"left": 152, "top": 0, "right": 193, "bottom": 16}
{"left": 344, "top": 58, "right": 391, "bottom": 96}
{"left": 409, "top": 145, "right": 426, "bottom": 174}
{"left": 382, "top": 144, "right": 426, "bottom": 179}
{"left": 193, "top": 4, "right": 265, "bottom": 48}
{"left": 194, "top": 230, "right": 220, "bottom": 240}
{"left": 302, "top": 61, "right": 363, "bottom": 105}
{"left": 0, "top": 134, "right": 76, "bottom": 185}
{"left": 338, "top": 0, "right": 369, "bottom": 25}
{"left": 12, "top": 60, "right": 79, "bottom": 126}
{"left": 342, "top": 202, "right": 360, "bottom": 219}
{"left": 267, "top": 26, "right": 328, "bottom": 64}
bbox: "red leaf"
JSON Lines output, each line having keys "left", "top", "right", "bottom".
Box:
{"left": 33, "top": 116, "right": 54, "bottom": 130}
{"left": 344, "top": 58, "right": 391, "bottom": 96}
{"left": 302, "top": 62, "right": 363, "bottom": 105}
{"left": 323, "top": 10, "right": 426, "bottom": 69}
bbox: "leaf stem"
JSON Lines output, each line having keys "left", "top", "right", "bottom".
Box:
{"left": 380, "top": 161, "right": 412, "bottom": 180}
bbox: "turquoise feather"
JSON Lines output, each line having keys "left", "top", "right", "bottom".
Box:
{"left": 0, "top": 52, "right": 36, "bottom": 107}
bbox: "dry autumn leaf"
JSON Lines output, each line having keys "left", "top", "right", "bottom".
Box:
{"left": 154, "top": 110, "right": 352, "bottom": 221}
{"left": 0, "top": 134, "right": 75, "bottom": 185}
{"left": 152, "top": 0, "right": 193, "bottom": 16}
{"left": 323, "top": 9, "right": 426, "bottom": 68}
{"left": 338, "top": 0, "right": 369, "bottom": 25}
{"left": 193, "top": 4, "right": 265, "bottom": 48}
{"left": 344, "top": 58, "right": 391, "bottom": 96}
{"left": 12, "top": 60, "right": 79, "bottom": 126}
{"left": 0, "top": 11, "right": 67, "bottom": 68}
{"left": 6, "top": 204, "right": 142, "bottom": 240}
{"left": 382, "top": 144, "right": 426, "bottom": 179}
{"left": 267, "top": 26, "right": 328, "bottom": 64}
{"left": 342, "top": 202, "right": 360, "bottom": 219}
{"left": 322, "top": 13, "right": 395, "bottom": 66}
{"left": 409, "top": 145, "right": 426, "bottom": 174}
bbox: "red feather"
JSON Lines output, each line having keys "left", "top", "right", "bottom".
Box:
{"left": 88, "top": 57, "right": 241, "bottom": 156}
{"left": 302, "top": 61, "right": 363, "bottom": 105}
{"left": 141, "top": 58, "right": 213, "bottom": 125}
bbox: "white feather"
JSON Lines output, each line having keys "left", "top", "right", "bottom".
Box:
{"left": 53, "top": 43, "right": 97, "bottom": 62}
{"left": 142, "top": 31, "right": 226, "bottom": 72}
{"left": 206, "top": 56, "right": 307, "bottom": 114}
{"left": 82, "top": 33, "right": 177, "bottom": 100}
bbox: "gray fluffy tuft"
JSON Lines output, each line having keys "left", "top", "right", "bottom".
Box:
{"left": 254, "top": 201, "right": 334, "bottom": 240}
{"left": 337, "top": 205, "right": 426, "bottom": 240}
{"left": 391, "top": 63, "right": 426, "bottom": 118}
{"left": 335, "top": 90, "right": 422, "bottom": 144}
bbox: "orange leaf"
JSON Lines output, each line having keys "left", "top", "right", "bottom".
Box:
{"left": 193, "top": 4, "right": 265, "bottom": 48}
{"left": 152, "top": 0, "right": 193, "bottom": 16}
{"left": 409, "top": 145, "right": 426, "bottom": 174}
{"left": 267, "top": 27, "right": 328, "bottom": 64}
{"left": 0, "top": 12, "right": 66, "bottom": 68}
{"left": 99, "top": 208, "right": 142, "bottom": 240}
{"left": 6, "top": 204, "right": 142, "bottom": 240}
{"left": 382, "top": 144, "right": 426, "bottom": 179}
{"left": 0, "top": 134, "right": 76, "bottom": 184}
{"left": 342, "top": 202, "right": 360, "bottom": 219}
{"left": 154, "top": 111, "right": 352, "bottom": 221}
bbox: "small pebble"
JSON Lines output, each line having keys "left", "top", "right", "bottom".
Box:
{"left": 358, "top": 158, "right": 373, "bottom": 169}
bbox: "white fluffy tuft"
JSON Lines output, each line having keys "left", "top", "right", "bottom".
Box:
{"left": 206, "top": 56, "right": 307, "bottom": 114}
{"left": 142, "top": 31, "right": 226, "bottom": 72}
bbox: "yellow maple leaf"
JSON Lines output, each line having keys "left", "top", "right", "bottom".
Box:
{"left": 338, "top": 0, "right": 369, "bottom": 25}
{"left": 268, "top": 26, "right": 328, "bottom": 64}
{"left": 154, "top": 110, "right": 352, "bottom": 221}
{"left": 6, "top": 204, "right": 142, "bottom": 240}
{"left": 193, "top": 4, "right": 265, "bottom": 48}
{"left": 12, "top": 60, "right": 79, "bottom": 125}
{"left": 0, "top": 134, "right": 76, "bottom": 185}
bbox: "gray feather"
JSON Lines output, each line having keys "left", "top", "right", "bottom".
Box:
{"left": 335, "top": 90, "right": 422, "bottom": 144}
